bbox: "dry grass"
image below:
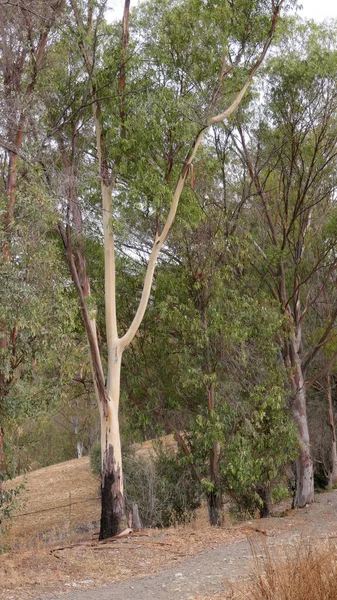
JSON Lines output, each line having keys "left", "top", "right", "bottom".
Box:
{"left": 0, "top": 449, "right": 246, "bottom": 600}
{"left": 3, "top": 435, "right": 177, "bottom": 548}
{"left": 3, "top": 456, "right": 100, "bottom": 547}
{"left": 241, "top": 539, "right": 337, "bottom": 600}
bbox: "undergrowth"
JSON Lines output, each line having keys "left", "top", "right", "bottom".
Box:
{"left": 90, "top": 441, "right": 201, "bottom": 527}
{"left": 0, "top": 482, "right": 24, "bottom": 552}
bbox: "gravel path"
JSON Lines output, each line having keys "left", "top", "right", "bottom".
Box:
{"left": 31, "top": 538, "right": 255, "bottom": 600}
{"left": 32, "top": 490, "right": 337, "bottom": 600}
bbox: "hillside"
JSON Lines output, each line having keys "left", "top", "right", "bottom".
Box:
{"left": 4, "top": 434, "right": 178, "bottom": 546}
{"left": 4, "top": 456, "right": 100, "bottom": 547}
{"left": 1, "top": 454, "right": 337, "bottom": 600}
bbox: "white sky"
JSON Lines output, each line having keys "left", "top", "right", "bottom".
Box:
{"left": 301, "top": 0, "right": 337, "bottom": 20}
{"left": 108, "top": 0, "right": 337, "bottom": 22}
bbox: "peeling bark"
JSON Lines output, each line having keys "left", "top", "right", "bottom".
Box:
{"left": 100, "top": 443, "right": 124, "bottom": 540}
{"left": 99, "top": 370, "right": 125, "bottom": 538}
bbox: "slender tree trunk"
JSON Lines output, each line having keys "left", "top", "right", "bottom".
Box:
{"left": 76, "top": 441, "right": 83, "bottom": 459}
{"left": 327, "top": 373, "right": 337, "bottom": 487}
{"left": 206, "top": 490, "right": 222, "bottom": 526}
{"left": 203, "top": 289, "right": 222, "bottom": 526}
{"left": 206, "top": 442, "right": 222, "bottom": 526}
{"left": 0, "top": 425, "right": 7, "bottom": 503}
{"left": 72, "top": 419, "right": 84, "bottom": 459}
{"left": 292, "top": 354, "right": 314, "bottom": 507}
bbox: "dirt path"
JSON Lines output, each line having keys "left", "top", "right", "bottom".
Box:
{"left": 29, "top": 490, "right": 337, "bottom": 600}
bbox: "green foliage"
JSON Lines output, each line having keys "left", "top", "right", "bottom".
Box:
{"left": 0, "top": 482, "right": 24, "bottom": 551}
{"left": 3, "top": 0, "right": 333, "bottom": 527}
{"left": 189, "top": 372, "right": 298, "bottom": 517}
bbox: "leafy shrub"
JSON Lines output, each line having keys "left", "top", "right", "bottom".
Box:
{"left": 0, "top": 481, "right": 24, "bottom": 551}
{"left": 189, "top": 384, "right": 298, "bottom": 519}
{"left": 90, "top": 442, "right": 201, "bottom": 527}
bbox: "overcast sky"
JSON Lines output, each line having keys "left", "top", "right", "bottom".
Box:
{"left": 108, "top": 0, "right": 337, "bottom": 23}
{"left": 302, "top": 0, "right": 337, "bottom": 20}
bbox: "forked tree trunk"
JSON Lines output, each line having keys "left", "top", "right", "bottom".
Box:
{"left": 292, "top": 359, "right": 314, "bottom": 507}
{"left": 68, "top": 0, "right": 284, "bottom": 538}
{"left": 327, "top": 373, "right": 337, "bottom": 487}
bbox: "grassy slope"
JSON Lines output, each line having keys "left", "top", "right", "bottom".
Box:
{"left": 5, "top": 457, "right": 100, "bottom": 547}
{"left": 4, "top": 434, "right": 177, "bottom": 547}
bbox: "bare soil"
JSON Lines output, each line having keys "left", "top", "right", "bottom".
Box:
{"left": 1, "top": 455, "right": 337, "bottom": 600}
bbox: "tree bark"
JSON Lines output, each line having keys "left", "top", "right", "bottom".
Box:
{"left": 207, "top": 383, "right": 222, "bottom": 526}
{"left": 327, "top": 373, "right": 337, "bottom": 487}
{"left": 292, "top": 354, "right": 314, "bottom": 507}
{"left": 206, "top": 489, "right": 222, "bottom": 526}
{"left": 99, "top": 356, "right": 126, "bottom": 539}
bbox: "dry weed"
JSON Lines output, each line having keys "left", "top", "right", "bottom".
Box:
{"left": 242, "top": 538, "right": 337, "bottom": 600}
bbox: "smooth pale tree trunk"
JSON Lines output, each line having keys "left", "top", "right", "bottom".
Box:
{"left": 327, "top": 374, "right": 337, "bottom": 487}
{"left": 99, "top": 351, "right": 126, "bottom": 539}
{"left": 74, "top": 423, "right": 84, "bottom": 459}
{"left": 76, "top": 441, "right": 83, "bottom": 459}
{"left": 292, "top": 350, "right": 314, "bottom": 507}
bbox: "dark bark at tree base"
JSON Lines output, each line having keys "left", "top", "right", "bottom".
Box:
{"left": 257, "top": 487, "right": 271, "bottom": 518}
{"left": 99, "top": 444, "right": 125, "bottom": 540}
{"left": 100, "top": 471, "right": 120, "bottom": 539}
{"left": 206, "top": 490, "right": 222, "bottom": 526}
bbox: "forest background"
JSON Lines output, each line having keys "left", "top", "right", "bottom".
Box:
{"left": 2, "top": 0, "right": 337, "bottom": 539}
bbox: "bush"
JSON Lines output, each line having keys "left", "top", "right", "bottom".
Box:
{"left": 0, "top": 481, "right": 24, "bottom": 551}
{"left": 90, "top": 442, "right": 202, "bottom": 528}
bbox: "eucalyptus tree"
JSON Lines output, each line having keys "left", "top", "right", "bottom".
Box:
{"left": 0, "top": 0, "right": 65, "bottom": 493}
{"left": 234, "top": 21, "right": 337, "bottom": 506}
{"left": 50, "top": 0, "right": 290, "bottom": 536}
{"left": 121, "top": 130, "right": 298, "bottom": 522}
